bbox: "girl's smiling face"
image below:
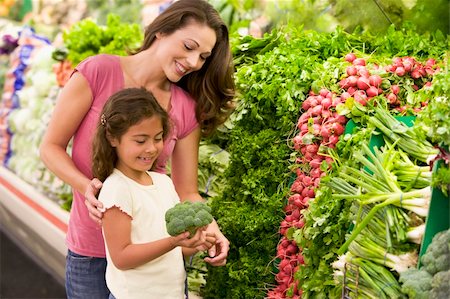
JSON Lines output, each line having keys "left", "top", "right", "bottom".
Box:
{"left": 155, "top": 20, "right": 217, "bottom": 82}
{"left": 109, "top": 116, "right": 164, "bottom": 182}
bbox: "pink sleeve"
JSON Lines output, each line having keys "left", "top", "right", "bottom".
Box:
{"left": 170, "top": 85, "right": 199, "bottom": 139}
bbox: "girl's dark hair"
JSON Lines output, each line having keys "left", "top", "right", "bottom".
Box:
{"left": 134, "top": 0, "right": 235, "bottom": 136}
{"left": 92, "top": 87, "right": 170, "bottom": 182}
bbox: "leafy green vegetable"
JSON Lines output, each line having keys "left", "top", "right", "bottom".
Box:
{"left": 399, "top": 268, "right": 432, "bottom": 299}
{"left": 165, "top": 201, "right": 213, "bottom": 237}
{"left": 63, "top": 14, "right": 143, "bottom": 66}
{"left": 420, "top": 229, "right": 450, "bottom": 276}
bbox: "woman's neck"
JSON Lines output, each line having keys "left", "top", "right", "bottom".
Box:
{"left": 122, "top": 51, "right": 171, "bottom": 92}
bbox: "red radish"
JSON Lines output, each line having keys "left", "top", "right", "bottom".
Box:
{"left": 418, "top": 67, "right": 427, "bottom": 77}
{"left": 302, "top": 175, "right": 313, "bottom": 186}
{"left": 300, "top": 123, "right": 308, "bottom": 133}
{"left": 368, "top": 75, "right": 382, "bottom": 87}
{"left": 331, "top": 122, "right": 344, "bottom": 135}
{"left": 293, "top": 197, "right": 304, "bottom": 209}
{"left": 366, "top": 86, "right": 379, "bottom": 97}
{"left": 411, "top": 70, "right": 421, "bottom": 79}
{"left": 412, "top": 84, "right": 419, "bottom": 91}
{"left": 358, "top": 67, "right": 370, "bottom": 78}
{"left": 353, "top": 58, "right": 366, "bottom": 66}
{"left": 354, "top": 90, "right": 367, "bottom": 105}
{"left": 301, "top": 100, "right": 311, "bottom": 111}
{"left": 341, "top": 92, "right": 351, "bottom": 100}
{"left": 393, "top": 57, "right": 403, "bottom": 67}
{"left": 310, "top": 105, "right": 322, "bottom": 116}
{"left": 321, "top": 110, "right": 332, "bottom": 119}
{"left": 310, "top": 168, "right": 322, "bottom": 179}
{"left": 347, "top": 86, "right": 357, "bottom": 95}
{"left": 334, "top": 114, "right": 347, "bottom": 124}
{"left": 321, "top": 97, "right": 332, "bottom": 110}
{"left": 357, "top": 77, "right": 370, "bottom": 90}
{"left": 329, "top": 134, "right": 339, "bottom": 146}
{"left": 426, "top": 58, "right": 436, "bottom": 66}
{"left": 291, "top": 209, "right": 300, "bottom": 220}
{"left": 385, "top": 64, "right": 396, "bottom": 72}
{"left": 345, "top": 53, "right": 356, "bottom": 63}
{"left": 425, "top": 67, "right": 435, "bottom": 76}
{"left": 339, "top": 78, "right": 350, "bottom": 89}
{"left": 387, "top": 93, "right": 397, "bottom": 104}
{"left": 305, "top": 143, "right": 318, "bottom": 153}
{"left": 391, "top": 85, "right": 400, "bottom": 95}
{"left": 310, "top": 158, "right": 322, "bottom": 169}
{"left": 395, "top": 66, "right": 406, "bottom": 76}
{"left": 346, "top": 66, "right": 358, "bottom": 76}
{"left": 403, "top": 60, "right": 413, "bottom": 72}
{"left": 319, "top": 88, "right": 330, "bottom": 98}
{"left": 347, "top": 76, "right": 358, "bottom": 87}
{"left": 290, "top": 181, "right": 303, "bottom": 194}
{"left": 320, "top": 124, "right": 331, "bottom": 139}
{"left": 331, "top": 97, "right": 342, "bottom": 107}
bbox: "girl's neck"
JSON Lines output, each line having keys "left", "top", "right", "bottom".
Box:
{"left": 117, "top": 167, "right": 153, "bottom": 186}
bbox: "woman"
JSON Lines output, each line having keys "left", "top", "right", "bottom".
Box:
{"left": 39, "top": 0, "right": 235, "bottom": 297}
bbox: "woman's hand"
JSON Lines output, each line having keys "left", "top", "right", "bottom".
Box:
{"left": 204, "top": 222, "right": 229, "bottom": 266}
{"left": 84, "top": 178, "right": 103, "bottom": 225}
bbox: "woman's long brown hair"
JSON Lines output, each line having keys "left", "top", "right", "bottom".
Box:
{"left": 134, "top": 0, "right": 235, "bottom": 136}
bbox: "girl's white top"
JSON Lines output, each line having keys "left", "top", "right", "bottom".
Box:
{"left": 99, "top": 169, "right": 185, "bottom": 299}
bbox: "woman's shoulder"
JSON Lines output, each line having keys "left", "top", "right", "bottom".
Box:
{"left": 76, "top": 54, "right": 120, "bottom": 73}
{"left": 171, "top": 84, "right": 196, "bottom": 106}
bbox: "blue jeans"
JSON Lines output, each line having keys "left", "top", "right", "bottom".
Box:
{"left": 65, "top": 250, "right": 110, "bottom": 299}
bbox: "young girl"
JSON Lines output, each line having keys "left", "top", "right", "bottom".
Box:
{"left": 92, "top": 87, "right": 215, "bottom": 299}
{"left": 40, "top": 1, "right": 233, "bottom": 295}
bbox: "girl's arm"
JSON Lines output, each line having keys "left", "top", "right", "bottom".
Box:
{"left": 102, "top": 207, "right": 209, "bottom": 270}
{"left": 171, "top": 128, "right": 230, "bottom": 266}
{"left": 39, "top": 72, "right": 104, "bottom": 222}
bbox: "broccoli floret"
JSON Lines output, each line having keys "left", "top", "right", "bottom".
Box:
{"left": 430, "top": 270, "right": 450, "bottom": 299}
{"left": 399, "top": 268, "right": 432, "bottom": 299}
{"left": 165, "top": 201, "right": 213, "bottom": 237}
{"left": 421, "top": 229, "right": 450, "bottom": 275}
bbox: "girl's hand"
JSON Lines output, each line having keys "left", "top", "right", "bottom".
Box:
{"left": 84, "top": 178, "right": 103, "bottom": 225}
{"left": 171, "top": 227, "right": 209, "bottom": 249}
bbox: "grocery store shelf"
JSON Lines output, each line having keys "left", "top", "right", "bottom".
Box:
{"left": 0, "top": 166, "right": 69, "bottom": 285}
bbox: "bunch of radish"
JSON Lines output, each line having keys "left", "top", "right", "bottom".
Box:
{"left": 384, "top": 56, "right": 438, "bottom": 112}
{"left": 268, "top": 87, "right": 348, "bottom": 299}
{"left": 338, "top": 53, "right": 383, "bottom": 106}
{"left": 339, "top": 53, "right": 439, "bottom": 113}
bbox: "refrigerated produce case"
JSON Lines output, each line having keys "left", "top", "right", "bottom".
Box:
{"left": 0, "top": 165, "right": 68, "bottom": 285}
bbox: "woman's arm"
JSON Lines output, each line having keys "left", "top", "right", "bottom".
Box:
{"left": 171, "top": 128, "right": 230, "bottom": 266}
{"left": 39, "top": 72, "right": 104, "bottom": 221}
{"left": 102, "top": 207, "right": 208, "bottom": 270}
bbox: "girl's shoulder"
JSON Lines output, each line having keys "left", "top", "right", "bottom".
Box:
{"left": 148, "top": 171, "right": 172, "bottom": 183}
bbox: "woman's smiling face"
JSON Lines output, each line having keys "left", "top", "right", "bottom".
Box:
{"left": 155, "top": 20, "right": 217, "bottom": 82}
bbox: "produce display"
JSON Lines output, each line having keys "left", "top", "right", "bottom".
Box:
{"left": 204, "top": 24, "right": 448, "bottom": 299}
{"left": 1, "top": 2, "right": 449, "bottom": 299}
